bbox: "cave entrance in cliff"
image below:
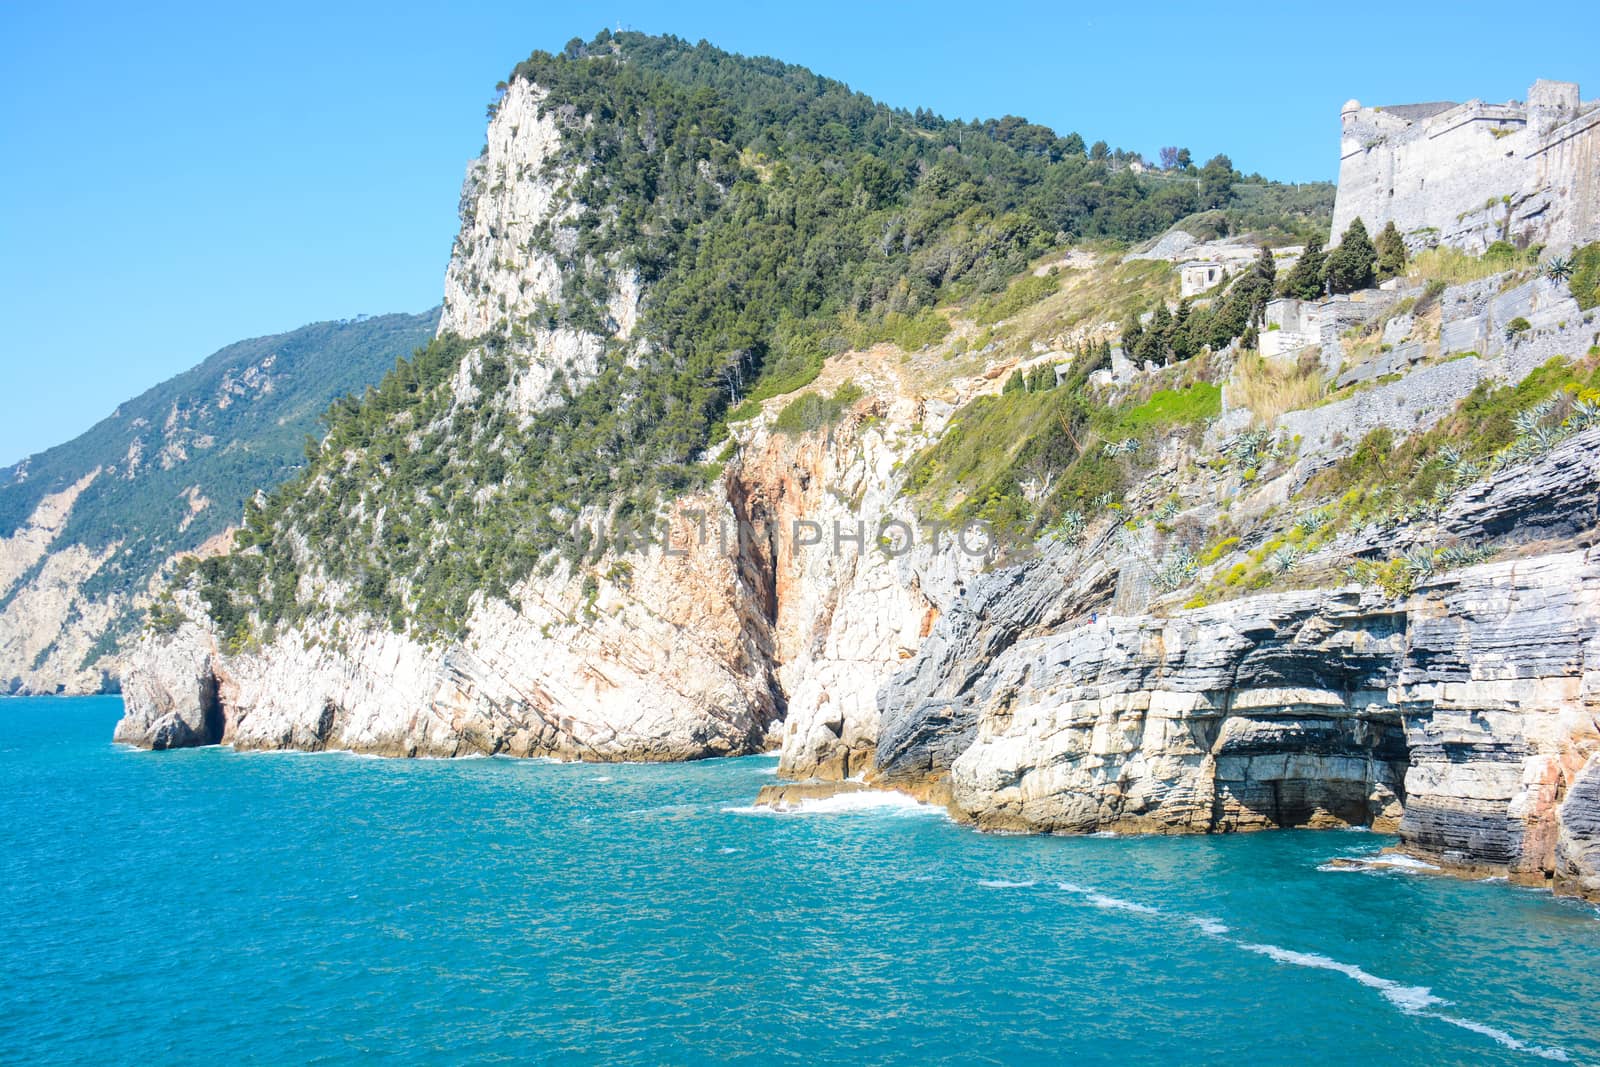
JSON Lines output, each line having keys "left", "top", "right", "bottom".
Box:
{"left": 198, "top": 676, "right": 225, "bottom": 746}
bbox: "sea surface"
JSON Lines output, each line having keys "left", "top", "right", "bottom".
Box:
{"left": 3, "top": 696, "right": 1598, "bottom": 1065}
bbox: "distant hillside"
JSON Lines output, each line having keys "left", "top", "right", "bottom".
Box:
{"left": 0, "top": 310, "right": 440, "bottom": 693}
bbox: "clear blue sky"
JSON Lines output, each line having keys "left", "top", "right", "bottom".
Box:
{"left": 3, "top": 0, "right": 1596, "bottom": 467}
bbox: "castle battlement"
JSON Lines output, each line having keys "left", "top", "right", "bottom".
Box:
{"left": 1330, "top": 80, "right": 1599, "bottom": 255}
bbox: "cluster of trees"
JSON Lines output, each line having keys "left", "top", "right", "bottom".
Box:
{"left": 1115, "top": 216, "right": 1415, "bottom": 375}
{"left": 1279, "top": 219, "right": 1407, "bottom": 299}
{"left": 1123, "top": 247, "right": 1279, "bottom": 363}
{"left": 1003, "top": 363, "right": 1063, "bottom": 394}
{"left": 1002, "top": 339, "right": 1114, "bottom": 396}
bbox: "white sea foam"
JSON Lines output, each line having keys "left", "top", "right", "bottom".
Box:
{"left": 1319, "top": 852, "right": 1441, "bottom": 875}
{"left": 723, "top": 790, "right": 944, "bottom": 817}
{"left": 717, "top": 847, "right": 742, "bottom": 855}
{"left": 1236, "top": 941, "right": 1442, "bottom": 1012}
{"left": 977, "top": 879, "right": 1037, "bottom": 889}
{"left": 1235, "top": 939, "right": 1571, "bottom": 1059}
{"left": 1046, "top": 875, "right": 1571, "bottom": 1063}
{"left": 1430, "top": 1014, "right": 1571, "bottom": 1061}
{"left": 591, "top": 775, "right": 614, "bottom": 783}
{"left": 1053, "top": 881, "right": 1160, "bottom": 915}
{"left": 1367, "top": 853, "right": 1440, "bottom": 871}
{"left": 1087, "top": 893, "right": 1160, "bottom": 915}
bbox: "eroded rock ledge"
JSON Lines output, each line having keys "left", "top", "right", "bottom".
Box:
{"left": 872, "top": 546, "right": 1600, "bottom": 899}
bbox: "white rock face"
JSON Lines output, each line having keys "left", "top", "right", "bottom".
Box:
{"left": 0, "top": 469, "right": 97, "bottom": 598}
{"left": 437, "top": 79, "right": 640, "bottom": 415}
{"left": 117, "top": 340, "right": 1007, "bottom": 765}
{"left": 731, "top": 365, "right": 988, "bottom": 780}
{"left": 119, "top": 493, "right": 780, "bottom": 759}
{"left": 0, "top": 470, "right": 121, "bottom": 694}
{"left": 439, "top": 81, "right": 576, "bottom": 342}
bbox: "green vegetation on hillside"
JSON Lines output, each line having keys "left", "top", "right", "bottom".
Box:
{"left": 906, "top": 366, "right": 1219, "bottom": 535}
{"left": 1189, "top": 354, "right": 1600, "bottom": 605}
{"left": 1309, "top": 354, "right": 1600, "bottom": 525}
{"left": 173, "top": 30, "right": 1332, "bottom": 645}
{"left": 1567, "top": 242, "right": 1600, "bottom": 310}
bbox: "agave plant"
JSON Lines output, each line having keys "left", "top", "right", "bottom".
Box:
{"left": 1051, "top": 509, "right": 1087, "bottom": 545}
{"left": 1223, "top": 427, "right": 1280, "bottom": 471}
{"left": 1569, "top": 397, "right": 1600, "bottom": 429}
{"left": 1270, "top": 546, "right": 1302, "bottom": 575}
{"left": 1296, "top": 509, "right": 1333, "bottom": 535}
{"left": 1102, "top": 437, "right": 1141, "bottom": 458}
{"left": 1545, "top": 256, "right": 1573, "bottom": 283}
{"left": 1512, "top": 397, "right": 1557, "bottom": 440}
{"left": 1155, "top": 546, "right": 1199, "bottom": 591}
{"left": 1402, "top": 546, "right": 1436, "bottom": 578}
{"left": 1438, "top": 543, "right": 1492, "bottom": 569}
{"left": 1539, "top": 422, "right": 1569, "bottom": 450}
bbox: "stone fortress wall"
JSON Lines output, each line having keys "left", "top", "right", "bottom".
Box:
{"left": 1330, "top": 80, "right": 1600, "bottom": 254}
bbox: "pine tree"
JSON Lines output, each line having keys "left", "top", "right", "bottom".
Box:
{"left": 1171, "top": 299, "right": 1194, "bottom": 361}
{"left": 1279, "top": 237, "right": 1327, "bottom": 300}
{"left": 1199, "top": 154, "right": 1235, "bottom": 209}
{"left": 1121, "top": 314, "right": 1144, "bottom": 355}
{"left": 1375, "top": 221, "right": 1408, "bottom": 281}
{"left": 1134, "top": 324, "right": 1162, "bottom": 365}
{"left": 1149, "top": 303, "right": 1174, "bottom": 364}
{"left": 1253, "top": 245, "right": 1276, "bottom": 288}
{"left": 1325, "top": 218, "right": 1376, "bottom": 294}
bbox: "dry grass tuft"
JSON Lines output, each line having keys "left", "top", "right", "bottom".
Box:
{"left": 1227, "top": 350, "right": 1327, "bottom": 425}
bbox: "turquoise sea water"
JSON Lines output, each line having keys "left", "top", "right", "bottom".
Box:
{"left": 3, "top": 697, "right": 1598, "bottom": 1065}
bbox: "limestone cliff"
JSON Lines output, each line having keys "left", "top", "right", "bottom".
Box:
{"left": 861, "top": 394, "right": 1600, "bottom": 899}
{"left": 116, "top": 339, "right": 995, "bottom": 760}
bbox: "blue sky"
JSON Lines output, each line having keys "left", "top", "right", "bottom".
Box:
{"left": 2, "top": 0, "right": 1596, "bottom": 467}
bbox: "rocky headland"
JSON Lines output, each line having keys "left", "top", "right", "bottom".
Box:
{"left": 115, "top": 35, "right": 1600, "bottom": 900}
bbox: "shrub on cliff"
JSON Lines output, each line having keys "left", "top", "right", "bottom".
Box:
{"left": 773, "top": 383, "right": 865, "bottom": 436}
{"left": 1375, "top": 221, "right": 1407, "bottom": 281}
{"left": 1570, "top": 242, "right": 1600, "bottom": 310}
